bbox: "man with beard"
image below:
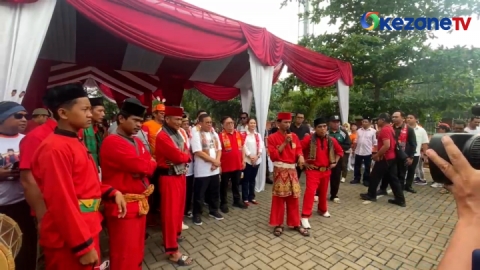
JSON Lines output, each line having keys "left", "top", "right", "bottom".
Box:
{"left": 378, "top": 111, "right": 416, "bottom": 194}
{"left": 300, "top": 117, "right": 343, "bottom": 229}
{"left": 100, "top": 98, "right": 157, "bottom": 270}
{"left": 156, "top": 106, "right": 193, "bottom": 266}
{"left": 79, "top": 97, "right": 105, "bottom": 170}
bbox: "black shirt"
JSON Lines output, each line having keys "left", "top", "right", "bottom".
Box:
{"left": 290, "top": 124, "right": 310, "bottom": 140}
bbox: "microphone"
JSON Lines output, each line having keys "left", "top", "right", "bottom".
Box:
{"left": 286, "top": 129, "right": 293, "bottom": 147}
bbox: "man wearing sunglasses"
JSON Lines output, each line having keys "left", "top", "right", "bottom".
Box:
{"left": 237, "top": 112, "right": 249, "bottom": 133}
{"left": 0, "top": 101, "right": 37, "bottom": 270}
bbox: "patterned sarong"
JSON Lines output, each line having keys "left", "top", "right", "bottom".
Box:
{"left": 272, "top": 162, "right": 301, "bottom": 198}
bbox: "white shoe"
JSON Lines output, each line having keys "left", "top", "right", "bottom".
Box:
{"left": 341, "top": 177, "right": 345, "bottom": 183}
{"left": 333, "top": 198, "right": 340, "bottom": 204}
{"left": 314, "top": 196, "right": 319, "bottom": 202}
{"left": 182, "top": 222, "right": 189, "bottom": 230}
{"left": 386, "top": 189, "right": 393, "bottom": 195}
{"left": 431, "top": 182, "right": 443, "bottom": 188}
{"left": 301, "top": 218, "right": 311, "bottom": 229}
{"left": 321, "top": 211, "right": 331, "bottom": 218}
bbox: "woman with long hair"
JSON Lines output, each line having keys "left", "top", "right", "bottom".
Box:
{"left": 241, "top": 118, "right": 264, "bottom": 205}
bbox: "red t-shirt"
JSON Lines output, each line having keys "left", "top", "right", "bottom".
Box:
{"left": 219, "top": 131, "right": 244, "bottom": 173}
{"left": 23, "top": 120, "right": 39, "bottom": 135}
{"left": 19, "top": 118, "right": 57, "bottom": 216}
{"left": 377, "top": 125, "right": 396, "bottom": 160}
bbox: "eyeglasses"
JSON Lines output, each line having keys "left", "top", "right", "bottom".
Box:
{"left": 13, "top": 113, "right": 26, "bottom": 120}
{"left": 241, "top": 117, "right": 247, "bottom": 119}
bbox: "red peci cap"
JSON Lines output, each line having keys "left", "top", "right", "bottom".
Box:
{"left": 165, "top": 106, "right": 184, "bottom": 117}
{"left": 277, "top": 112, "right": 292, "bottom": 121}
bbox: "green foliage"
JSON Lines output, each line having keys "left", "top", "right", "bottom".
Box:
{"left": 278, "top": 0, "right": 480, "bottom": 121}
{"left": 181, "top": 89, "right": 243, "bottom": 123}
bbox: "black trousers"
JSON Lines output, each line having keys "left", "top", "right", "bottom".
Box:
{"left": 220, "top": 170, "right": 242, "bottom": 205}
{"left": 380, "top": 159, "right": 407, "bottom": 191}
{"left": 193, "top": 174, "right": 220, "bottom": 216}
{"left": 242, "top": 163, "right": 259, "bottom": 201}
{"left": 0, "top": 200, "right": 37, "bottom": 270}
{"left": 296, "top": 166, "right": 303, "bottom": 180}
{"left": 149, "top": 166, "right": 162, "bottom": 214}
{"left": 369, "top": 159, "right": 405, "bottom": 202}
{"left": 353, "top": 154, "right": 372, "bottom": 183}
{"left": 184, "top": 175, "right": 194, "bottom": 215}
{"left": 341, "top": 152, "right": 350, "bottom": 178}
{"left": 405, "top": 156, "right": 420, "bottom": 189}
{"left": 330, "top": 155, "right": 343, "bottom": 199}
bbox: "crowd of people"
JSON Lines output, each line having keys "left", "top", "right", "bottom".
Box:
{"left": 1, "top": 82, "right": 480, "bottom": 270}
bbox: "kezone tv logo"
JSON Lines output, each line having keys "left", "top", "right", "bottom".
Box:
{"left": 360, "top": 12, "right": 472, "bottom": 31}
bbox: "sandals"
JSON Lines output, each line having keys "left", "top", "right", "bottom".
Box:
{"left": 170, "top": 254, "right": 194, "bottom": 266}
{"left": 294, "top": 226, "right": 310, "bottom": 237}
{"left": 273, "top": 226, "right": 284, "bottom": 237}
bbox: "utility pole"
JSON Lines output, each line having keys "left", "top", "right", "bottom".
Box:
{"left": 298, "top": 0, "right": 312, "bottom": 41}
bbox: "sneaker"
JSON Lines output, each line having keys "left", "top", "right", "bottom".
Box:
{"left": 193, "top": 215, "right": 202, "bottom": 226}
{"left": 360, "top": 193, "right": 377, "bottom": 202}
{"left": 184, "top": 211, "right": 193, "bottom": 218}
{"left": 319, "top": 211, "right": 331, "bottom": 218}
{"left": 350, "top": 180, "right": 361, "bottom": 184}
{"left": 341, "top": 177, "right": 346, "bottom": 183}
{"left": 314, "top": 196, "right": 319, "bottom": 202}
{"left": 209, "top": 211, "right": 224, "bottom": 221}
{"left": 431, "top": 182, "right": 443, "bottom": 188}
{"left": 301, "top": 218, "right": 311, "bottom": 229}
{"left": 233, "top": 201, "right": 248, "bottom": 209}
{"left": 333, "top": 198, "right": 340, "bottom": 204}
{"left": 182, "top": 222, "right": 189, "bottom": 230}
{"left": 377, "top": 189, "right": 388, "bottom": 196}
{"left": 414, "top": 179, "right": 427, "bottom": 186}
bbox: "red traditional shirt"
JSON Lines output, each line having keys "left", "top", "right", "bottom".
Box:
{"left": 100, "top": 134, "right": 156, "bottom": 217}
{"left": 31, "top": 128, "right": 117, "bottom": 257}
{"left": 301, "top": 134, "right": 344, "bottom": 167}
{"left": 155, "top": 130, "right": 190, "bottom": 169}
{"left": 267, "top": 131, "right": 302, "bottom": 164}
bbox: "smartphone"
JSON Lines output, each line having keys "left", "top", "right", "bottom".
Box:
{"left": 473, "top": 249, "right": 480, "bottom": 270}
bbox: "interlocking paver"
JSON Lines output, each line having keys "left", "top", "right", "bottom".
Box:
{"left": 98, "top": 171, "right": 455, "bottom": 269}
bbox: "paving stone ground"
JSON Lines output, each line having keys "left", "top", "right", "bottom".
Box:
{"left": 137, "top": 171, "right": 455, "bottom": 270}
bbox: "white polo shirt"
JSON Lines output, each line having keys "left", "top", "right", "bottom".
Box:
{"left": 412, "top": 125, "right": 429, "bottom": 157}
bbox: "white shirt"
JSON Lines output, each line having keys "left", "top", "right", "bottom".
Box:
{"left": 355, "top": 127, "right": 377, "bottom": 156}
{"left": 412, "top": 125, "right": 429, "bottom": 157}
{"left": 191, "top": 129, "right": 222, "bottom": 178}
{"left": 243, "top": 131, "right": 264, "bottom": 165}
{"left": 237, "top": 124, "right": 247, "bottom": 133}
{"left": 465, "top": 126, "right": 480, "bottom": 134}
{"left": 0, "top": 134, "right": 25, "bottom": 206}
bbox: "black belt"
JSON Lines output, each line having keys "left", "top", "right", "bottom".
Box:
{"left": 157, "top": 168, "right": 184, "bottom": 176}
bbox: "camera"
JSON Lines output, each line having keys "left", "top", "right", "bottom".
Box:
{"left": 429, "top": 133, "right": 480, "bottom": 185}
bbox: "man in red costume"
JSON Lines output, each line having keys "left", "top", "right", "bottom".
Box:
{"left": 100, "top": 98, "right": 157, "bottom": 270}
{"left": 31, "top": 83, "right": 127, "bottom": 270}
{"left": 267, "top": 112, "right": 308, "bottom": 237}
{"left": 300, "top": 117, "right": 343, "bottom": 229}
{"left": 156, "top": 106, "right": 193, "bottom": 266}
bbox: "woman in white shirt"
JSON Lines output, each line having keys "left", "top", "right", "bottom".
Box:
{"left": 241, "top": 118, "right": 264, "bottom": 205}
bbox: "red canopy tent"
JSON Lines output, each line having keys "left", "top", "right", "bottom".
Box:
{"left": 1, "top": 0, "right": 353, "bottom": 191}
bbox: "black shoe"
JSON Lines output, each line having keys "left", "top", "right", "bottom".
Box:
{"left": 233, "top": 201, "right": 248, "bottom": 209}
{"left": 266, "top": 178, "right": 273, "bottom": 184}
{"left": 350, "top": 180, "right": 361, "bottom": 184}
{"left": 220, "top": 204, "right": 229, "bottom": 213}
{"left": 388, "top": 199, "right": 406, "bottom": 207}
{"left": 209, "top": 211, "right": 224, "bottom": 220}
{"left": 405, "top": 187, "right": 417, "bottom": 193}
{"left": 363, "top": 181, "right": 370, "bottom": 187}
{"left": 360, "top": 193, "right": 377, "bottom": 202}
{"left": 377, "top": 189, "right": 388, "bottom": 196}
{"left": 193, "top": 215, "right": 203, "bottom": 226}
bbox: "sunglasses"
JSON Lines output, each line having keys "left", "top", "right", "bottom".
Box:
{"left": 13, "top": 113, "right": 27, "bottom": 120}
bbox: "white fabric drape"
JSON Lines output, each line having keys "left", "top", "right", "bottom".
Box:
{"left": 240, "top": 87, "right": 253, "bottom": 114}
{"left": 336, "top": 78, "right": 350, "bottom": 124}
{"left": 0, "top": 0, "right": 57, "bottom": 102}
{"left": 248, "top": 50, "right": 274, "bottom": 192}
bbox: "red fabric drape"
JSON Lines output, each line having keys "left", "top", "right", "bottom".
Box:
{"left": 282, "top": 42, "right": 353, "bottom": 87}
{"left": 3, "top": 0, "right": 37, "bottom": 3}
{"left": 22, "top": 59, "right": 52, "bottom": 113}
{"left": 239, "top": 23, "right": 284, "bottom": 66}
{"left": 193, "top": 82, "right": 239, "bottom": 101}
{"left": 156, "top": 75, "right": 185, "bottom": 106}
